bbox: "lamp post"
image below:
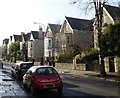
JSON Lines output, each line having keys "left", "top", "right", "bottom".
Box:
{"left": 34, "top": 22, "right": 45, "bottom": 64}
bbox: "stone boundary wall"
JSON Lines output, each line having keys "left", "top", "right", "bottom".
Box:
{"left": 3, "top": 57, "right": 119, "bottom": 72}
{"left": 55, "top": 63, "right": 86, "bottom": 71}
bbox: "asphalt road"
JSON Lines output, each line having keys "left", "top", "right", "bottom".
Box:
{"left": 61, "top": 73, "right": 119, "bottom": 96}
{"left": 0, "top": 64, "right": 119, "bottom": 98}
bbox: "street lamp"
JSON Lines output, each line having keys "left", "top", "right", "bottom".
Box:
{"left": 34, "top": 22, "right": 45, "bottom": 31}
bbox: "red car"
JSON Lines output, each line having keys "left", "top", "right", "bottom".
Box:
{"left": 23, "top": 66, "right": 63, "bottom": 95}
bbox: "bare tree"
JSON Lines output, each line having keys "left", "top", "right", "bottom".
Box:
{"left": 72, "top": 0, "right": 117, "bottom": 77}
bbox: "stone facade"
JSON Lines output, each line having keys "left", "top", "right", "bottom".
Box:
{"left": 57, "top": 17, "right": 94, "bottom": 54}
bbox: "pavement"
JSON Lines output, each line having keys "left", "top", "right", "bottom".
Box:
{"left": 56, "top": 68, "right": 119, "bottom": 83}
{"left": 0, "top": 67, "right": 29, "bottom": 97}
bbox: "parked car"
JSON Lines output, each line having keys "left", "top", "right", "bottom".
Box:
{"left": 23, "top": 66, "right": 63, "bottom": 95}
{"left": 11, "top": 62, "right": 33, "bottom": 80}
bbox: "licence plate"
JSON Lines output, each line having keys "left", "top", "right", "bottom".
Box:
{"left": 44, "top": 83, "right": 55, "bottom": 88}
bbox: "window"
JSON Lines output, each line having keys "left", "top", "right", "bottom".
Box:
{"left": 20, "top": 63, "right": 33, "bottom": 69}
{"left": 49, "top": 39, "right": 52, "bottom": 47}
{"left": 49, "top": 51, "right": 52, "bottom": 57}
{"left": 36, "top": 67, "right": 57, "bottom": 75}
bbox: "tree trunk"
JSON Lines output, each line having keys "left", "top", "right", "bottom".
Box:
{"left": 94, "top": 1, "right": 106, "bottom": 77}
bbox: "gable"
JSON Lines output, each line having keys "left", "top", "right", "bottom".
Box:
{"left": 30, "top": 33, "right": 35, "bottom": 41}
{"left": 104, "top": 5, "right": 120, "bottom": 21}
{"left": 60, "top": 20, "right": 73, "bottom": 33}
{"left": 48, "top": 23, "right": 61, "bottom": 34}
{"left": 45, "top": 25, "right": 53, "bottom": 37}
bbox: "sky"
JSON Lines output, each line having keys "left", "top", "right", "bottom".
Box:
{"left": 0, "top": 0, "right": 119, "bottom": 45}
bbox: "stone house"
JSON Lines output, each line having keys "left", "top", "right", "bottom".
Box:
{"left": 94, "top": 5, "right": 120, "bottom": 49}
{"left": 6, "top": 34, "right": 22, "bottom": 62}
{"left": 27, "top": 31, "right": 44, "bottom": 61}
{"left": 93, "top": 5, "right": 120, "bottom": 72}
{"left": 2, "top": 30, "right": 44, "bottom": 62}
{"left": 44, "top": 23, "right": 61, "bottom": 61}
{"left": 20, "top": 32, "right": 31, "bottom": 61}
{"left": 57, "top": 16, "right": 94, "bottom": 55}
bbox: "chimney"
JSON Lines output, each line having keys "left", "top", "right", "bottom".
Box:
{"left": 39, "top": 26, "right": 44, "bottom": 39}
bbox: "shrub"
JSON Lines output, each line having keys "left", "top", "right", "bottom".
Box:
{"left": 77, "top": 48, "right": 99, "bottom": 62}
{"left": 57, "top": 52, "right": 73, "bottom": 63}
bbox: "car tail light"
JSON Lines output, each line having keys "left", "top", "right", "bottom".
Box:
{"left": 23, "top": 74, "right": 27, "bottom": 79}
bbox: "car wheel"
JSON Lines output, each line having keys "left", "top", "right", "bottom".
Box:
{"left": 30, "top": 85, "right": 36, "bottom": 96}
{"left": 57, "top": 87, "right": 63, "bottom": 94}
{"left": 16, "top": 75, "right": 20, "bottom": 80}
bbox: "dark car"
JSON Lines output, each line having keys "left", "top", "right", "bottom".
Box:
{"left": 11, "top": 62, "right": 33, "bottom": 80}
{"left": 23, "top": 66, "right": 63, "bottom": 95}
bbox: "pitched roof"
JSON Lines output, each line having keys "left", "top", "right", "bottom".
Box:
{"left": 65, "top": 16, "right": 93, "bottom": 31}
{"left": 23, "top": 33, "right": 31, "bottom": 41}
{"left": 3, "top": 39, "right": 9, "bottom": 44}
{"left": 48, "top": 23, "right": 61, "bottom": 34}
{"left": 104, "top": 5, "right": 120, "bottom": 21}
{"left": 13, "top": 34, "right": 22, "bottom": 41}
{"left": 31, "top": 31, "right": 39, "bottom": 39}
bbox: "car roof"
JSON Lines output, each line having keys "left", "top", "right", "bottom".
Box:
{"left": 29, "top": 65, "right": 54, "bottom": 72}
{"left": 16, "top": 61, "right": 33, "bottom": 64}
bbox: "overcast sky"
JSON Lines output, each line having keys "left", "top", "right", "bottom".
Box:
{"left": 0, "top": 0, "right": 119, "bottom": 45}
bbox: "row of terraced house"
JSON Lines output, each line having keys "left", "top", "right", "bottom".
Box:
{"left": 1, "top": 5, "right": 120, "bottom": 71}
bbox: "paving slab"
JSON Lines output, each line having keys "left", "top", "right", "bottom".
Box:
{"left": 0, "top": 68, "right": 29, "bottom": 97}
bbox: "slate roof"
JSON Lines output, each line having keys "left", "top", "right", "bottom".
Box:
{"left": 104, "top": 5, "right": 120, "bottom": 21}
{"left": 65, "top": 16, "right": 93, "bottom": 31}
{"left": 31, "top": 31, "right": 39, "bottom": 39}
{"left": 3, "top": 39, "right": 9, "bottom": 45}
{"left": 23, "top": 33, "right": 31, "bottom": 41}
{"left": 13, "top": 34, "right": 22, "bottom": 41}
{"left": 48, "top": 23, "right": 61, "bottom": 34}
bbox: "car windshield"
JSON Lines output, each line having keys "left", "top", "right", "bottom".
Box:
{"left": 20, "top": 63, "right": 33, "bottom": 69}
{"left": 35, "top": 67, "right": 58, "bottom": 75}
